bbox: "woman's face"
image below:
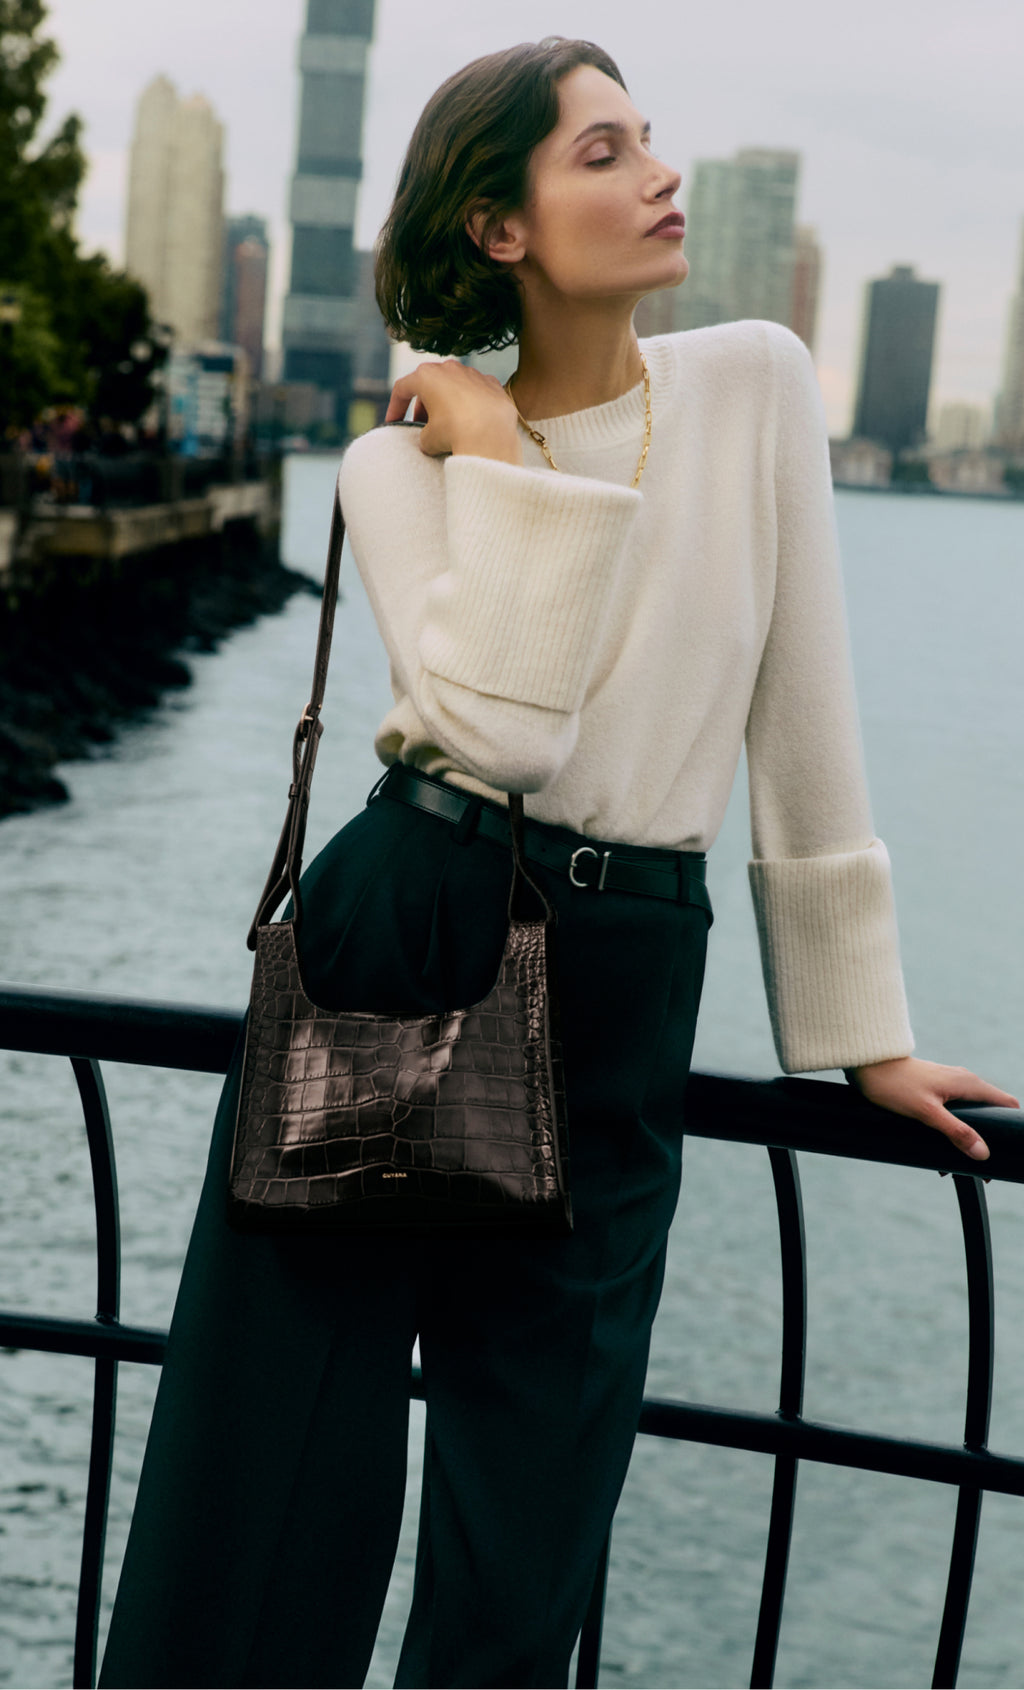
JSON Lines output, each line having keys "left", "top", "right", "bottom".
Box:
{"left": 504, "top": 64, "right": 686, "bottom": 307}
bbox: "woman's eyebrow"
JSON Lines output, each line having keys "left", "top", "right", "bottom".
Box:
{"left": 571, "top": 118, "right": 652, "bottom": 147}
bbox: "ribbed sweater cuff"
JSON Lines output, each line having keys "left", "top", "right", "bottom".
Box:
{"left": 418, "top": 456, "right": 640, "bottom": 712}
{"left": 748, "top": 839, "right": 914, "bottom": 1074}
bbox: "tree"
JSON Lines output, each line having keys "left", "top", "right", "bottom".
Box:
{"left": 0, "top": 282, "right": 62, "bottom": 430}
{"left": 0, "top": 1, "right": 84, "bottom": 286}
{"left": 0, "top": 0, "right": 164, "bottom": 428}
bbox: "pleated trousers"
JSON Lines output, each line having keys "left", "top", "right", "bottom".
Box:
{"left": 99, "top": 783, "right": 710, "bottom": 1689}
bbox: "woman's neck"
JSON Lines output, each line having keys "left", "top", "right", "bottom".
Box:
{"left": 509, "top": 300, "right": 643, "bottom": 421}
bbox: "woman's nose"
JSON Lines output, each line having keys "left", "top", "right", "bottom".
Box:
{"left": 650, "top": 157, "right": 683, "bottom": 201}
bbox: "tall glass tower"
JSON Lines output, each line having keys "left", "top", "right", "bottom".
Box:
{"left": 282, "top": 0, "right": 376, "bottom": 428}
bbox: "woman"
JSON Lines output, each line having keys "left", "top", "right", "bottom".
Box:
{"left": 100, "top": 37, "right": 1016, "bottom": 1690}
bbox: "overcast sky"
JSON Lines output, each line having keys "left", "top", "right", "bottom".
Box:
{"left": 44, "top": 0, "right": 1024, "bottom": 433}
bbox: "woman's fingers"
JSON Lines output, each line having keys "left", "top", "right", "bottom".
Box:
{"left": 383, "top": 369, "right": 427, "bottom": 423}
{"left": 925, "top": 1066, "right": 1020, "bottom": 1164}
{"left": 384, "top": 359, "right": 465, "bottom": 425}
{"left": 940, "top": 1074, "right": 1020, "bottom": 1110}
{"left": 917, "top": 1096, "right": 992, "bottom": 1161}
{"left": 848, "top": 1056, "right": 1020, "bottom": 1164}
{"left": 382, "top": 361, "right": 521, "bottom": 462}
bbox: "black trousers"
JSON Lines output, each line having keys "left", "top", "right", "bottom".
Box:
{"left": 99, "top": 786, "right": 710, "bottom": 1689}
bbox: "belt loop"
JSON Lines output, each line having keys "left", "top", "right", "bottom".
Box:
{"left": 452, "top": 795, "right": 482, "bottom": 846}
{"left": 677, "top": 854, "right": 686, "bottom": 904}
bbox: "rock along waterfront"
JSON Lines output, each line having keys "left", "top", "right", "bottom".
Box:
{"left": 0, "top": 462, "right": 317, "bottom": 819}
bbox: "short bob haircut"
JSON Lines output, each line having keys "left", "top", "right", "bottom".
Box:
{"left": 375, "top": 38, "right": 626, "bottom": 357}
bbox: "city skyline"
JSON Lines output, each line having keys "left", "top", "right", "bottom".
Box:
{"left": 43, "top": 0, "right": 1024, "bottom": 435}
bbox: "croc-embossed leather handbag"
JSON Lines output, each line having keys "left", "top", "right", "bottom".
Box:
{"left": 227, "top": 481, "right": 572, "bottom": 1236}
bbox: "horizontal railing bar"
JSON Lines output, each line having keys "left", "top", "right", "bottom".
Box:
{"left": 683, "top": 1071, "right": 1024, "bottom": 1184}
{"left": 1, "top": 984, "right": 1022, "bottom": 1182}
{"left": 638, "top": 1398, "right": 1024, "bottom": 1497}
{"left": 5, "top": 1315, "right": 1023, "bottom": 1500}
{"left": 0, "top": 1310, "right": 168, "bottom": 1365}
{"left": 0, "top": 983, "right": 242, "bottom": 1074}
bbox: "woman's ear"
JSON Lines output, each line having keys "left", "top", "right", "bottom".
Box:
{"left": 465, "top": 205, "right": 526, "bottom": 267}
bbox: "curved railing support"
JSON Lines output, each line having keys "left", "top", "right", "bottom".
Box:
{"left": 750, "top": 1148, "right": 807, "bottom": 1688}
{"left": 70, "top": 1057, "right": 122, "bottom": 1690}
{"left": 932, "top": 1175, "right": 994, "bottom": 1688}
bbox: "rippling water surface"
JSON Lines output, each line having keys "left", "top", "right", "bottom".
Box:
{"left": 1, "top": 456, "right": 1023, "bottom": 1688}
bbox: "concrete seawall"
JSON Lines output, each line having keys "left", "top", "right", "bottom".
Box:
{"left": 0, "top": 474, "right": 318, "bottom": 817}
{"left": 1, "top": 479, "right": 280, "bottom": 590}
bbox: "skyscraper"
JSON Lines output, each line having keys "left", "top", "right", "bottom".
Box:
{"left": 852, "top": 265, "right": 940, "bottom": 454}
{"left": 282, "top": 0, "right": 376, "bottom": 429}
{"left": 993, "top": 220, "right": 1024, "bottom": 452}
{"left": 125, "top": 76, "right": 224, "bottom": 345}
{"left": 790, "top": 226, "right": 822, "bottom": 355}
{"left": 674, "top": 149, "right": 800, "bottom": 334}
{"left": 220, "top": 215, "right": 270, "bottom": 378}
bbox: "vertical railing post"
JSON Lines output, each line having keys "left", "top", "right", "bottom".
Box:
{"left": 750, "top": 1147, "right": 807, "bottom": 1689}
{"left": 70, "top": 1057, "right": 122, "bottom": 1690}
{"left": 932, "top": 1176, "right": 994, "bottom": 1689}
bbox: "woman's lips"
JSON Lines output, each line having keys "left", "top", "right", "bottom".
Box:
{"left": 646, "top": 213, "right": 686, "bottom": 238}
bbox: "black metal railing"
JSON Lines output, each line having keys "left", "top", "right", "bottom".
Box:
{"left": 1, "top": 982, "right": 1022, "bottom": 1690}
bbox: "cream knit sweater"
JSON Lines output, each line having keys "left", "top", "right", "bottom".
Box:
{"left": 338, "top": 319, "right": 914, "bottom": 1075}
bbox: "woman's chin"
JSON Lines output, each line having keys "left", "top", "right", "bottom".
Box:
{"left": 640, "top": 255, "right": 689, "bottom": 296}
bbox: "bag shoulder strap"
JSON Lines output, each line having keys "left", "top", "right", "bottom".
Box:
{"left": 247, "top": 465, "right": 548, "bottom": 951}
{"left": 247, "top": 484, "right": 345, "bottom": 948}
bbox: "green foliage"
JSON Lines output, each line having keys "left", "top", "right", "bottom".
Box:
{"left": 1003, "top": 463, "right": 1024, "bottom": 496}
{"left": 0, "top": 281, "right": 62, "bottom": 429}
{"left": 0, "top": 0, "right": 163, "bottom": 427}
{"left": 37, "top": 233, "right": 159, "bottom": 423}
{"left": 0, "top": 1, "right": 84, "bottom": 281}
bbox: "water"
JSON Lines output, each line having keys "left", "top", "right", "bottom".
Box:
{"left": 1, "top": 456, "right": 1022, "bottom": 1688}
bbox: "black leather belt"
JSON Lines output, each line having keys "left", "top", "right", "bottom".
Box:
{"left": 372, "top": 763, "right": 711, "bottom": 916}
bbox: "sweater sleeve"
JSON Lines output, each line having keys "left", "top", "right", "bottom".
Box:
{"left": 339, "top": 435, "right": 641, "bottom": 792}
{"left": 745, "top": 325, "right": 914, "bottom": 1073}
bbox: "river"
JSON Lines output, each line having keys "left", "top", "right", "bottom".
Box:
{"left": 1, "top": 455, "right": 1022, "bottom": 1688}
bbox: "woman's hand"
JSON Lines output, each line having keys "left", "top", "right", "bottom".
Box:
{"left": 846, "top": 1057, "right": 1020, "bottom": 1162}
{"left": 384, "top": 360, "right": 522, "bottom": 466}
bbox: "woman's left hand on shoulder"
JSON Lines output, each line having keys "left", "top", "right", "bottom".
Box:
{"left": 846, "top": 1057, "right": 1020, "bottom": 1163}
{"left": 384, "top": 360, "right": 522, "bottom": 465}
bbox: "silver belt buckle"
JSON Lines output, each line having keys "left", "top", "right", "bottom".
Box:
{"left": 569, "top": 845, "right": 611, "bottom": 891}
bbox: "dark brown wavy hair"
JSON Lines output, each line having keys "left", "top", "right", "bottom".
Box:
{"left": 374, "top": 38, "right": 626, "bottom": 356}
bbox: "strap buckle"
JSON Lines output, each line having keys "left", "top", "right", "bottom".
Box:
{"left": 568, "top": 845, "right": 611, "bottom": 891}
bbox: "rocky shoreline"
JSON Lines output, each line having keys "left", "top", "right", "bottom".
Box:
{"left": 0, "top": 520, "right": 318, "bottom": 819}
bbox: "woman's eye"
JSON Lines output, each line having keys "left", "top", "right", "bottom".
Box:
{"left": 586, "top": 153, "right": 616, "bottom": 168}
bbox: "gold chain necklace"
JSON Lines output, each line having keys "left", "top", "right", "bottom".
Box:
{"left": 504, "top": 353, "right": 652, "bottom": 489}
